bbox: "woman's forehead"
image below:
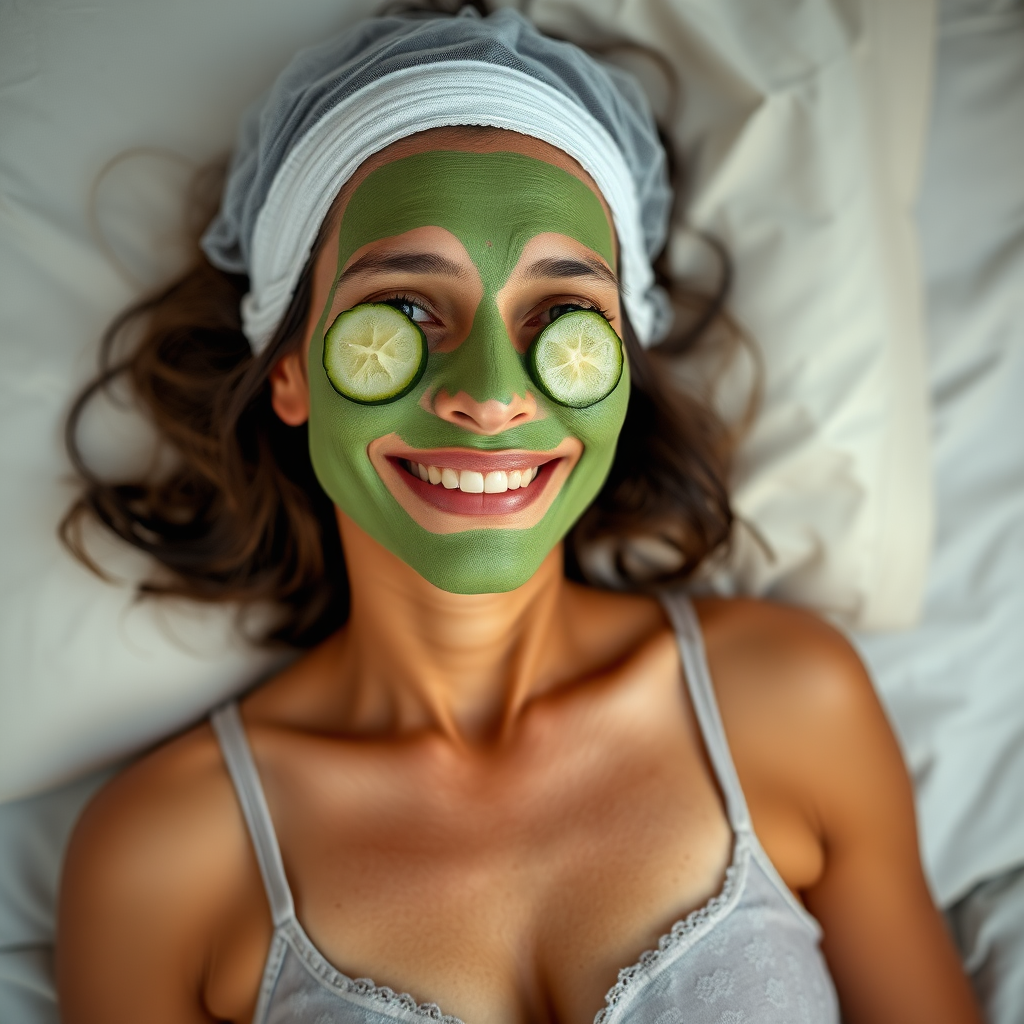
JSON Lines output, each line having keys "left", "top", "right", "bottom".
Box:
{"left": 329, "top": 126, "right": 616, "bottom": 243}
{"left": 334, "top": 149, "right": 616, "bottom": 283}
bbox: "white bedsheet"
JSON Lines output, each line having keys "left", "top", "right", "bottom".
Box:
{"left": 855, "top": 0, "right": 1024, "bottom": 905}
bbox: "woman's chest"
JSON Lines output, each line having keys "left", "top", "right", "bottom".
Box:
{"left": 299, "top": 795, "right": 731, "bottom": 1023}
{"left": 216, "top": 713, "right": 734, "bottom": 1024}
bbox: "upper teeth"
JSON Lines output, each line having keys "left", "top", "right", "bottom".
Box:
{"left": 406, "top": 461, "right": 539, "bottom": 493}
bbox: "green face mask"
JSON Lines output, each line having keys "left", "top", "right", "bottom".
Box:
{"left": 307, "top": 149, "right": 630, "bottom": 593}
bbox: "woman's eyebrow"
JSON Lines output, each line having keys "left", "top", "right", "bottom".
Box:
{"left": 522, "top": 256, "right": 618, "bottom": 287}
{"left": 339, "top": 251, "right": 467, "bottom": 281}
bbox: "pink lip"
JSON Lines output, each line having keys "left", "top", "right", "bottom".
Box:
{"left": 388, "top": 457, "right": 558, "bottom": 516}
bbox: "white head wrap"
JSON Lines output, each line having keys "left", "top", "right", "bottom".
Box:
{"left": 202, "top": 6, "right": 673, "bottom": 353}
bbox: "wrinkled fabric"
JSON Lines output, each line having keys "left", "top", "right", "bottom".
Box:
{"left": 949, "top": 867, "right": 1024, "bottom": 1024}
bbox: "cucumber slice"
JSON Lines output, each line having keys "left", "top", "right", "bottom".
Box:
{"left": 529, "top": 309, "right": 623, "bottom": 408}
{"left": 322, "top": 303, "right": 428, "bottom": 404}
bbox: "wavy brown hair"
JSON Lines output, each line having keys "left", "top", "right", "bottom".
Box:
{"left": 62, "top": 137, "right": 745, "bottom": 650}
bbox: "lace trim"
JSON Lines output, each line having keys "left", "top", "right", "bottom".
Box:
{"left": 279, "top": 841, "right": 744, "bottom": 1024}
{"left": 592, "top": 847, "right": 744, "bottom": 1024}
{"left": 339, "top": 978, "right": 464, "bottom": 1024}
{"left": 284, "top": 921, "right": 466, "bottom": 1024}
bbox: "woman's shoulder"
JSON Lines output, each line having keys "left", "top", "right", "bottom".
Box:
{"left": 693, "top": 595, "right": 888, "bottom": 785}
{"left": 693, "top": 595, "right": 877, "bottom": 733}
{"left": 562, "top": 586, "right": 874, "bottom": 723}
{"left": 692, "top": 596, "right": 905, "bottom": 881}
{"left": 57, "top": 716, "right": 279, "bottom": 1018}
{"left": 71, "top": 716, "right": 232, "bottom": 846}
{"left": 59, "top": 716, "right": 254, "bottom": 965}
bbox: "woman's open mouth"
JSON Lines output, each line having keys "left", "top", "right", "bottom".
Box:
{"left": 367, "top": 434, "right": 583, "bottom": 533}
{"left": 389, "top": 454, "right": 557, "bottom": 515}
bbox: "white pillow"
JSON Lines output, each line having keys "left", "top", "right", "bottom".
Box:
{"left": 855, "top": 0, "right": 1024, "bottom": 907}
{"left": 532, "top": 0, "right": 936, "bottom": 629}
{"left": 0, "top": 0, "right": 935, "bottom": 801}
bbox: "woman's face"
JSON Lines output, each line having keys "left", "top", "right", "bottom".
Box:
{"left": 285, "top": 130, "right": 629, "bottom": 594}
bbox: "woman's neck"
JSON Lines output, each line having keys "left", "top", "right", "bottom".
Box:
{"left": 333, "top": 511, "right": 575, "bottom": 747}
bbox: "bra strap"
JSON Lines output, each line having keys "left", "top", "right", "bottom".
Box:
{"left": 659, "top": 590, "right": 753, "bottom": 834}
{"left": 210, "top": 701, "right": 296, "bottom": 927}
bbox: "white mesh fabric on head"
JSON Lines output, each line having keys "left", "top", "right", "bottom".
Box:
{"left": 200, "top": 6, "right": 672, "bottom": 351}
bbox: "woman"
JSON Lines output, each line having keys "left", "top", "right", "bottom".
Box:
{"left": 55, "top": 7, "right": 981, "bottom": 1024}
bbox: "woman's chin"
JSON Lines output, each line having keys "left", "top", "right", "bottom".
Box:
{"left": 405, "top": 533, "right": 562, "bottom": 595}
{"left": 334, "top": 504, "right": 563, "bottom": 597}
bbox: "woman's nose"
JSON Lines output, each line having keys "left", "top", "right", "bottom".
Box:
{"left": 432, "top": 389, "right": 538, "bottom": 435}
{"left": 427, "top": 300, "right": 538, "bottom": 434}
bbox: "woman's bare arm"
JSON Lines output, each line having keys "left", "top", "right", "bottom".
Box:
{"left": 709, "top": 600, "right": 982, "bottom": 1024}
{"left": 56, "top": 727, "right": 260, "bottom": 1024}
{"left": 799, "top": 646, "right": 979, "bottom": 1023}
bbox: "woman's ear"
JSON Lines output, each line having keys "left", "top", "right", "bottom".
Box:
{"left": 269, "top": 351, "right": 310, "bottom": 426}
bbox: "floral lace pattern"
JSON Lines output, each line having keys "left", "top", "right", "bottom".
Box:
{"left": 593, "top": 849, "right": 743, "bottom": 1024}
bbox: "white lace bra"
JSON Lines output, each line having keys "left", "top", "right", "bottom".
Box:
{"left": 211, "top": 591, "right": 841, "bottom": 1024}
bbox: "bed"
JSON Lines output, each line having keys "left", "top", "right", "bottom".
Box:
{"left": 1, "top": 0, "right": 1021, "bottom": 1019}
